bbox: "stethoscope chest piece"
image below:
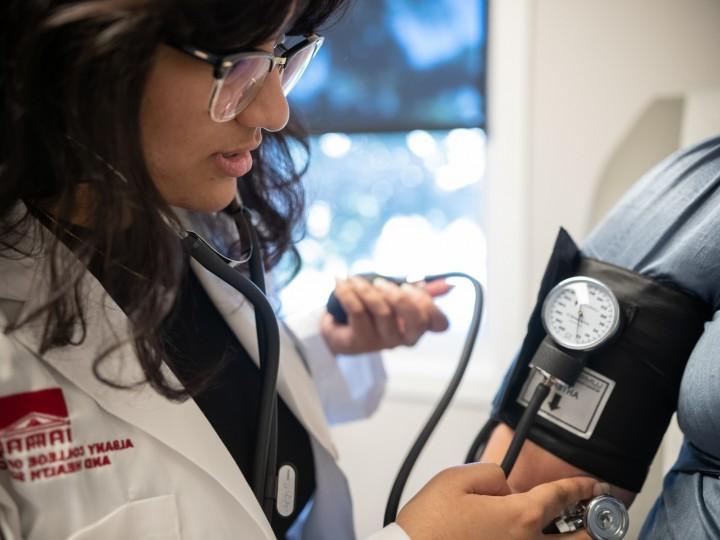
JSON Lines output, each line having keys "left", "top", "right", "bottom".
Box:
{"left": 584, "top": 495, "right": 629, "bottom": 540}
{"left": 554, "top": 495, "right": 629, "bottom": 540}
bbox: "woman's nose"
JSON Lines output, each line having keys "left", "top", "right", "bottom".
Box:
{"left": 236, "top": 69, "right": 290, "bottom": 132}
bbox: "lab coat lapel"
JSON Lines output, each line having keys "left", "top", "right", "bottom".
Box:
{"left": 190, "top": 259, "right": 339, "bottom": 460}
{"left": 1, "top": 220, "right": 275, "bottom": 540}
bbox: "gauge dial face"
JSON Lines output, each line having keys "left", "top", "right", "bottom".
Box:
{"left": 542, "top": 276, "right": 621, "bottom": 351}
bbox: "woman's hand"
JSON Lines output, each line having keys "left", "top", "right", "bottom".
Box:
{"left": 481, "top": 423, "right": 636, "bottom": 507}
{"left": 396, "top": 463, "right": 602, "bottom": 540}
{"left": 320, "top": 276, "right": 451, "bottom": 355}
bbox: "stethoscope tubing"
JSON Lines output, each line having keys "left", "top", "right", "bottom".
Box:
{"left": 243, "top": 211, "right": 280, "bottom": 518}
{"left": 184, "top": 219, "right": 487, "bottom": 527}
{"left": 182, "top": 230, "right": 279, "bottom": 518}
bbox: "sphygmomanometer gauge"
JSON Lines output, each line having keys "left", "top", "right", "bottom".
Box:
{"left": 542, "top": 276, "right": 621, "bottom": 351}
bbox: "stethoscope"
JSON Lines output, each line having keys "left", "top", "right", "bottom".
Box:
{"left": 179, "top": 198, "right": 485, "bottom": 524}
{"left": 180, "top": 201, "right": 280, "bottom": 519}
{"left": 181, "top": 201, "right": 627, "bottom": 539}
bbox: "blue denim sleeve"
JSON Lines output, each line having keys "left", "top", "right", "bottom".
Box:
{"left": 583, "top": 135, "right": 720, "bottom": 307}
{"left": 582, "top": 136, "right": 720, "bottom": 539}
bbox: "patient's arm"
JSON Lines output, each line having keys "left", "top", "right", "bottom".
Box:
{"left": 481, "top": 422, "right": 637, "bottom": 505}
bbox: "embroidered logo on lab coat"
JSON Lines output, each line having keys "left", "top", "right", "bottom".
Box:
{"left": 0, "top": 388, "right": 134, "bottom": 482}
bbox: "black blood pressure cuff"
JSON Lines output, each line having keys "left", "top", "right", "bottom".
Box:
{"left": 492, "top": 228, "right": 712, "bottom": 492}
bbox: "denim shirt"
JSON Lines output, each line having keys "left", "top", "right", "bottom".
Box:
{"left": 581, "top": 134, "right": 720, "bottom": 539}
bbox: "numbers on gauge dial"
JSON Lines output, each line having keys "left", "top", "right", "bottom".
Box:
{"left": 543, "top": 278, "right": 619, "bottom": 350}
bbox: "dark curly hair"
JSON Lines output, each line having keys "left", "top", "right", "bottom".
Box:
{"left": 0, "top": 0, "right": 346, "bottom": 398}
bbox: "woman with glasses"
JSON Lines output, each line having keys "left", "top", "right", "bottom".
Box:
{"left": 0, "top": 0, "right": 602, "bottom": 538}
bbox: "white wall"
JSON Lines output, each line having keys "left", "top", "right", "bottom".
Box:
{"left": 525, "top": 0, "right": 720, "bottom": 288}
{"left": 332, "top": 1, "right": 720, "bottom": 539}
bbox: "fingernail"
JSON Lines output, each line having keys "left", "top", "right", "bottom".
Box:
{"left": 593, "top": 482, "right": 610, "bottom": 496}
{"left": 431, "top": 282, "right": 455, "bottom": 293}
{"left": 422, "top": 280, "right": 455, "bottom": 295}
{"left": 373, "top": 277, "right": 393, "bottom": 288}
{"left": 400, "top": 282, "right": 416, "bottom": 292}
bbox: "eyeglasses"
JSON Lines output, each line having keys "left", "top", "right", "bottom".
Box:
{"left": 170, "top": 34, "right": 324, "bottom": 123}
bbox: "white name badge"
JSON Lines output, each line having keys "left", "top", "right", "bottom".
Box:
{"left": 276, "top": 464, "right": 297, "bottom": 517}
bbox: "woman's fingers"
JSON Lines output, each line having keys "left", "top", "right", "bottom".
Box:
{"left": 373, "top": 278, "right": 427, "bottom": 345}
{"left": 422, "top": 279, "right": 454, "bottom": 298}
{"left": 441, "top": 462, "right": 512, "bottom": 497}
{"left": 374, "top": 278, "right": 449, "bottom": 343}
{"left": 404, "top": 281, "right": 449, "bottom": 333}
{"left": 396, "top": 464, "right": 604, "bottom": 540}
{"left": 324, "top": 278, "right": 377, "bottom": 352}
{"left": 322, "top": 275, "right": 452, "bottom": 355}
{"left": 525, "top": 476, "right": 599, "bottom": 526}
{"left": 349, "top": 276, "right": 404, "bottom": 346}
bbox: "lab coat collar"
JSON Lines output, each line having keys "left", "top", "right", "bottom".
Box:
{"left": 0, "top": 204, "right": 275, "bottom": 539}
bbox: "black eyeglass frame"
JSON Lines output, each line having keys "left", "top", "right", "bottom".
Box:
{"left": 169, "top": 34, "right": 324, "bottom": 122}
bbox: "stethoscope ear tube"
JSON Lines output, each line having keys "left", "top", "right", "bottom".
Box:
{"left": 182, "top": 231, "right": 280, "bottom": 519}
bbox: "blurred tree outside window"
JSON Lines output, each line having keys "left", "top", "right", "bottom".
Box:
{"left": 281, "top": 0, "right": 489, "bottom": 381}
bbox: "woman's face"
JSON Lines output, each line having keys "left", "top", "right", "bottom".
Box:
{"left": 139, "top": 39, "right": 290, "bottom": 212}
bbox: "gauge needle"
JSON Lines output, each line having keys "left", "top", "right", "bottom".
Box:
{"left": 575, "top": 306, "right": 584, "bottom": 339}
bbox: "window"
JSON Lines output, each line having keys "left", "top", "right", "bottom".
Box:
{"left": 281, "top": 0, "right": 489, "bottom": 386}
{"left": 290, "top": 0, "right": 486, "bottom": 133}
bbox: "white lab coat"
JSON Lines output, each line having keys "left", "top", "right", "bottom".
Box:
{"left": 0, "top": 205, "right": 408, "bottom": 540}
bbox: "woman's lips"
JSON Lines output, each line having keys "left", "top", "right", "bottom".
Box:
{"left": 213, "top": 150, "right": 253, "bottom": 178}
